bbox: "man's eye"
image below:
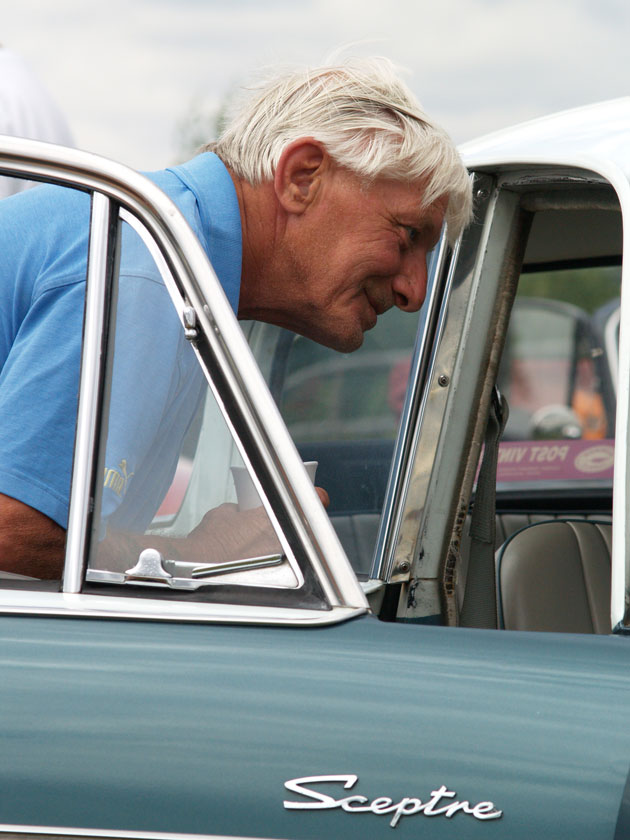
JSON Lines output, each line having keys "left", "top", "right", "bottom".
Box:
{"left": 405, "top": 226, "right": 419, "bottom": 245}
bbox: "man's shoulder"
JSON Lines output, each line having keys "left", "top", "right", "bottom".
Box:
{"left": 0, "top": 182, "right": 90, "bottom": 227}
{"left": 0, "top": 185, "right": 91, "bottom": 297}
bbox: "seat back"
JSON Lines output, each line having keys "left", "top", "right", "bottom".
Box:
{"left": 496, "top": 520, "right": 612, "bottom": 633}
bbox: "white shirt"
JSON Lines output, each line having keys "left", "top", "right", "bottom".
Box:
{"left": 0, "top": 48, "right": 74, "bottom": 197}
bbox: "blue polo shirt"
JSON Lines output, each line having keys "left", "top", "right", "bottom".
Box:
{"left": 0, "top": 153, "right": 242, "bottom": 530}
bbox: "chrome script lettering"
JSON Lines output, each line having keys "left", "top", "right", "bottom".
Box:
{"left": 283, "top": 775, "right": 503, "bottom": 827}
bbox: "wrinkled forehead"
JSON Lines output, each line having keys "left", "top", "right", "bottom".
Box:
{"left": 348, "top": 169, "right": 448, "bottom": 234}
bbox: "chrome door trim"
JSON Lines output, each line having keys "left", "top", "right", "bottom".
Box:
{"left": 63, "top": 193, "right": 114, "bottom": 594}
{"left": 118, "top": 207, "right": 188, "bottom": 324}
{"left": 0, "top": 136, "right": 367, "bottom": 619}
{"left": 396, "top": 179, "right": 510, "bottom": 621}
{"left": 370, "top": 175, "right": 495, "bottom": 592}
{"left": 0, "top": 826, "right": 288, "bottom": 840}
{"left": 607, "top": 163, "right": 630, "bottom": 630}
{"left": 0, "top": 589, "right": 365, "bottom": 626}
{"left": 604, "top": 306, "right": 620, "bottom": 395}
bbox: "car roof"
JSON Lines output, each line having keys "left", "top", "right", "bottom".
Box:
{"left": 460, "top": 97, "right": 630, "bottom": 176}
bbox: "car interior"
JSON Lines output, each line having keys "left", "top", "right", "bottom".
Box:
{"left": 241, "top": 174, "right": 623, "bottom": 633}
{"left": 473, "top": 181, "right": 620, "bottom": 633}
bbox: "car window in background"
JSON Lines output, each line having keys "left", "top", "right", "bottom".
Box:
{"left": 278, "top": 308, "right": 419, "bottom": 521}
{"left": 279, "top": 306, "right": 419, "bottom": 444}
{"left": 496, "top": 263, "right": 620, "bottom": 490}
{"left": 248, "top": 307, "right": 421, "bottom": 576}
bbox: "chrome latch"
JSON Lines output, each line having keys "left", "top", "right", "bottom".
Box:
{"left": 183, "top": 306, "right": 198, "bottom": 341}
{"left": 125, "top": 548, "right": 172, "bottom": 583}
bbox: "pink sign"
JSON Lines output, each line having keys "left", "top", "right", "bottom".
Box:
{"left": 496, "top": 439, "right": 615, "bottom": 483}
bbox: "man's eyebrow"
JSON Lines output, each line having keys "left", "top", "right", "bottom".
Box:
{"left": 415, "top": 216, "right": 443, "bottom": 235}
{"left": 420, "top": 218, "right": 445, "bottom": 247}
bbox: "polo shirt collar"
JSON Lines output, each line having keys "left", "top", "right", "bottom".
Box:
{"left": 167, "top": 153, "right": 242, "bottom": 313}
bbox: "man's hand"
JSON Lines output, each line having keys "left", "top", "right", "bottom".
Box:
{"left": 96, "top": 503, "right": 281, "bottom": 573}
{"left": 315, "top": 486, "right": 330, "bottom": 508}
{"left": 96, "top": 485, "right": 330, "bottom": 574}
{"left": 185, "top": 503, "right": 282, "bottom": 566}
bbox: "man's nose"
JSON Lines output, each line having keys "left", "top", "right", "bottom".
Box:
{"left": 391, "top": 252, "right": 428, "bottom": 312}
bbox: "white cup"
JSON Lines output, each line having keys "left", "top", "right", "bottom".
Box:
{"left": 231, "top": 461, "right": 318, "bottom": 511}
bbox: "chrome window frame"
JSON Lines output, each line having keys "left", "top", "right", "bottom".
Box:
{"left": 395, "top": 174, "right": 514, "bottom": 622}
{"left": 370, "top": 228, "right": 453, "bottom": 583}
{"left": 604, "top": 306, "right": 620, "bottom": 395}
{"left": 0, "top": 136, "right": 368, "bottom": 625}
{"left": 369, "top": 175, "right": 498, "bottom": 589}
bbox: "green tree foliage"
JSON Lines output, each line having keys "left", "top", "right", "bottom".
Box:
{"left": 518, "top": 265, "right": 621, "bottom": 314}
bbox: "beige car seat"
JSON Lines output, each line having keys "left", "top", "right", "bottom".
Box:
{"left": 496, "top": 520, "right": 612, "bottom": 633}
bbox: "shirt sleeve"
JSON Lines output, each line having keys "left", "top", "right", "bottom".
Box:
{"left": 0, "top": 279, "right": 85, "bottom": 527}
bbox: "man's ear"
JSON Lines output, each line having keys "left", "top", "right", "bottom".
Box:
{"left": 274, "top": 138, "right": 328, "bottom": 215}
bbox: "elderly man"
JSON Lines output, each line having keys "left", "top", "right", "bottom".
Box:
{"left": 0, "top": 57, "right": 471, "bottom": 578}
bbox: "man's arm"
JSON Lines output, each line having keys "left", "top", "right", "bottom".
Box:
{"left": 0, "top": 499, "right": 272, "bottom": 581}
{"left": 0, "top": 494, "right": 65, "bottom": 579}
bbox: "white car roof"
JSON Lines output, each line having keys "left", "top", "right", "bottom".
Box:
{"left": 460, "top": 97, "right": 630, "bottom": 178}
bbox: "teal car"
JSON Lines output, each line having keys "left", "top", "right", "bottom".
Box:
{"left": 1, "top": 98, "right": 630, "bottom": 840}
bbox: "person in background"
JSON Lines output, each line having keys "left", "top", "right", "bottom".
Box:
{"left": 0, "top": 45, "right": 74, "bottom": 198}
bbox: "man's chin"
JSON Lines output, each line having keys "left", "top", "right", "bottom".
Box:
{"left": 303, "top": 331, "right": 364, "bottom": 353}
{"left": 323, "top": 328, "right": 365, "bottom": 353}
{"left": 296, "top": 317, "right": 366, "bottom": 353}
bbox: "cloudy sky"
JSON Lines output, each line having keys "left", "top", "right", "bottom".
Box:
{"left": 3, "top": 0, "right": 630, "bottom": 171}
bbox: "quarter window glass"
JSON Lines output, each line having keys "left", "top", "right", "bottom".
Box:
{"left": 86, "top": 216, "right": 305, "bottom": 597}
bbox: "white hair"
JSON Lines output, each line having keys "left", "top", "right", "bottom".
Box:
{"left": 205, "top": 57, "right": 472, "bottom": 240}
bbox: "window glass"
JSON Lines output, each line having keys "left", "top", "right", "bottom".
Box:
{"left": 496, "top": 264, "right": 620, "bottom": 490}
{"left": 279, "top": 306, "right": 418, "bottom": 443}
{"left": 86, "top": 216, "right": 306, "bottom": 597}
{"left": 247, "top": 307, "right": 421, "bottom": 576}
